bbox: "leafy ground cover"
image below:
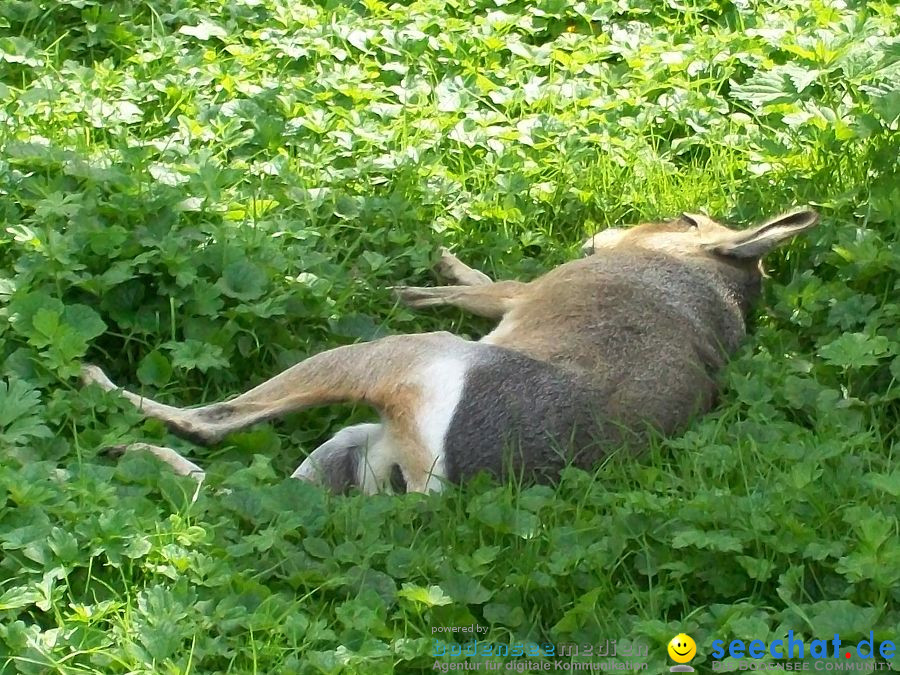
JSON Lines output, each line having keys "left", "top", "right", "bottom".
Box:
{"left": 1, "top": 0, "right": 899, "bottom": 672}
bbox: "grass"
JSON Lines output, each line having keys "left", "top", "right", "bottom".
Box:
{"left": 0, "top": 0, "right": 899, "bottom": 672}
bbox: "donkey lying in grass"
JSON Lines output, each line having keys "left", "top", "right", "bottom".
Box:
{"left": 83, "top": 209, "right": 819, "bottom": 493}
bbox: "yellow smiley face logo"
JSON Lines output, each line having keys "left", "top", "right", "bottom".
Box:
{"left": 667, "top": 633, "right": 696, "bottom": 663}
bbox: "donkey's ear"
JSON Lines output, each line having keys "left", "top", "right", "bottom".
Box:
{"left": 703, "top": 209, "right": 819, "bottom": 259}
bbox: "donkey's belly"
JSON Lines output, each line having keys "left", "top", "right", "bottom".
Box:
{"left": 443, "top": 346, "right": 634, "bottom": 483}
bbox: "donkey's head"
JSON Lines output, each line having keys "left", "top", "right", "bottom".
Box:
{"left": 583, "top": 209, "right": 819, "bottom": 258}
{"left": 582, "top": 208, "right": 820, "bottom": 308}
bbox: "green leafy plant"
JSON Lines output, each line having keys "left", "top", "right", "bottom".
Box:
{"left": 0, "top": 0, "right": 898, "bottom": 672}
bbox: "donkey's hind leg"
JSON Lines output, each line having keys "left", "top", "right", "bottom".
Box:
{"left": 291, "top": 423, "right": 399, "bottom": 494}
{"left": 83, "top": 331, "right": 472, "bottom": 492}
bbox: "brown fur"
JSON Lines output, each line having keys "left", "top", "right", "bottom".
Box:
{"left": 82, "top": 209, "right": 819, "bottom": 493}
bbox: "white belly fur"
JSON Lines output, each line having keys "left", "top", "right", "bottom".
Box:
{"left": 412, "top": 356, "right": 469, "bottom": 492}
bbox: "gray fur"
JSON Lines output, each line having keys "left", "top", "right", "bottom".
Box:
{"left": 445, "top": 346, "right": 625, "bottom": 482}
{"left": 290, "top": 424, "right": 371, "bottom": 493}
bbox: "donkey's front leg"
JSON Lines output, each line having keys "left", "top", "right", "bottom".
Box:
{"left": 393, "top": 281, "right": 527, "bottom": 319}
{"left": 434, "top": 247, "right": 493, "bottom": 286}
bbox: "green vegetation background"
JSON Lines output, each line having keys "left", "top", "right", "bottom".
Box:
{"left": 0, "top": 0, "right": 898, "bottom": 672}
